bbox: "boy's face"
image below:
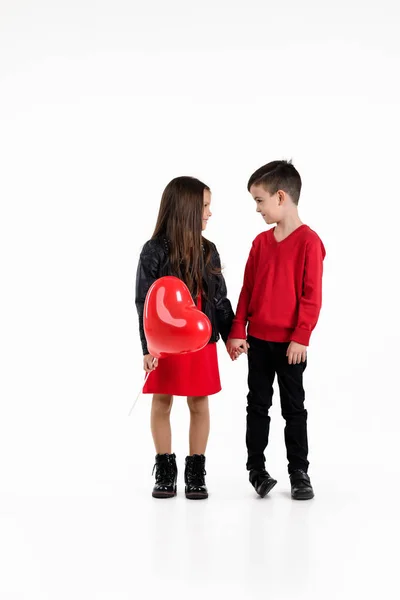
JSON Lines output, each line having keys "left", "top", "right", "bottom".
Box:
{"left": 250, "top": 184, "right": 283, "bottom": 225}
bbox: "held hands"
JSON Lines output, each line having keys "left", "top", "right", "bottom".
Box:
{"left": 226, "top": 339, "right": 306, "bottom": 364}
{"left": 226, "top": 338, "right": 249, "bottom": 361}
{"left": 143, "top": 354, "right": 158, "bottom": 372}
{"left": 144, "top": 343, "right": 306, "bottom": 367}
{"left": 287, "top": 341, "right": 307, "bottom": 364}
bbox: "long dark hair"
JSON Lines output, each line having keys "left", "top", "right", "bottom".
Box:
{"left": 152, "top": 176, "right": 218, "bottom": 297}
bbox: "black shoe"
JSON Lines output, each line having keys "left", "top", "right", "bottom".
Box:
{"left": 185, "top": 454, "right": 208, "bottom": 500}
{"left": 249, "top": 469, "right": 277, "bottom": 498}
{"left": 152, "top": 453, "right": 177, "bottom": 498}
{"left": 290, "top": 470, "right": 314, "bottom": 500}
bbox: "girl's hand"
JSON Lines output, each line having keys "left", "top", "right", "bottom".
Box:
{"left": 286, "top": 342, "right": 307, "bottom": 365}
{"left": 143, "top": 354, "right": 158, "bottom": 372}
{"left": 226, "top": 339, "right": 249, "bottom": 361}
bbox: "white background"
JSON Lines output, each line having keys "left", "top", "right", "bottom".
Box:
{"left": 1, "top": 1, "right": 399, "bottom": 599}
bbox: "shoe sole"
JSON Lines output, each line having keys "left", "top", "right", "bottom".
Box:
{"left": 152, "top": 487, "right": 177, "bottom": 499}
{"left": 257, "top": 479, "right": 277, "bottom": 498}
{"left": 291, "top": 492, "right": 314, "bottom": 500}
{"left": 185, "top": 492, "right": 208, "bottom": 500}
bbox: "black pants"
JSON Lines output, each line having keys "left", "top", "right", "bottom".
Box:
{"left": 246, "top": 335, "right": 309, "bottom": 474}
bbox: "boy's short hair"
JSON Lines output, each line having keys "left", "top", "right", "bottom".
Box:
{"left": 247, "top": 160, "right": 302, "bottom": 205}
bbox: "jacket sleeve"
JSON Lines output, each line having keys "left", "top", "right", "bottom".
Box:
{"left": 135, "top": 241, "right": 163, "bottom": 355}
{"left": 291, "top": 237, "right": 325, "bottom": 346}
{"left": 212, "top": 245, "right": 235, "bottom": 343}
{"left": 228, "top": 243, "right": 255, "bottom": 340}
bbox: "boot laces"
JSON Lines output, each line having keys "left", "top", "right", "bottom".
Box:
{"left": 152, "top": 457, "right": 175, "bottom": 484}
{"left": 187, "top": 457, "right": 206, "bottom": 486}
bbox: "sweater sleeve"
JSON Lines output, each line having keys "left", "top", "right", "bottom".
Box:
{"left": 228, "top": 244, "right": 255, "bottom": 340}
{"left": 291, "top": 238, "right": 325, "bottom": 346}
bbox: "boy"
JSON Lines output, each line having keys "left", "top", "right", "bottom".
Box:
{"left": 227, "top": 160, "right": 325, "bottom": 500}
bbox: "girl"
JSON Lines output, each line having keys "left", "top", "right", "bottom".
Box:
{"left": 135, "top": 176, "right": 234, "bottom": 500}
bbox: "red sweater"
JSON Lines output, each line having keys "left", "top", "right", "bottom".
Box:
{"left": 229, "top": 225, "right": 326, "bottom": 346}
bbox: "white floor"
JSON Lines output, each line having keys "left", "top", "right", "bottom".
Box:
{"left": 1, "top": 424, "right": 398, "bottom": 600}
{"left": 1, "top": 345, "right": 399, "bottom": 600}
{"left": 1, "top": 339, "right": 398, "bottom": 600}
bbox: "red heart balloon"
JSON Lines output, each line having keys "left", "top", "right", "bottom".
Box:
{"left": 144, "top": 276, "right": 212, "bottom": 359}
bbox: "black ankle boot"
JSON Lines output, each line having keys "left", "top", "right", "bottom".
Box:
{"left": 249, "top": 469, "right": 277, "bottom": 498}
{"left": 290, "top": 469, "right": 314, "bottom": 500}
{"left": 184, "top": 454, "right": 208, "bottom": 500}
{"left": 152, "top": 453, "right": 177, "bottom": 498}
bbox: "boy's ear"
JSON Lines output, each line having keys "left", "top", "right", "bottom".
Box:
{"left": 277, "top": 190, "right": 285, "bottom": 205}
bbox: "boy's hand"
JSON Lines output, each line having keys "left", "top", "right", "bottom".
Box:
{"left": 143, "top": 354, "right": 158, "bottom": 372}
{"left": 287, "top": 341, "right": 307, "bottom": 365}
{"left": 226, "top": 339, "right": 249, "bottom": 361}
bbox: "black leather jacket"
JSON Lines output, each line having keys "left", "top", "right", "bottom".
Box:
{"left": 135, "top": 237, "right": 234, "bottom": 356}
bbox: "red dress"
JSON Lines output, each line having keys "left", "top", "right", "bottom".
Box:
{"left": 142, "top": 296, "right": 221, "bottom": 397}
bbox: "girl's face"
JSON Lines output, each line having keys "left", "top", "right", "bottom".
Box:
{"left": 202, "top": 189, "right": 212, "bottom": 231}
